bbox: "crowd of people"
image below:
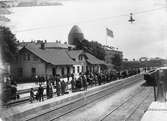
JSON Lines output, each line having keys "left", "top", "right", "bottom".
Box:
{"left": 29, "top": 69, "right": 141, "bottom": 103}
{"left": 29, "top": 75, "right": 68, "bottom": 103}
{"left": 1, "top": 68, "right": 142, "bottom": 105}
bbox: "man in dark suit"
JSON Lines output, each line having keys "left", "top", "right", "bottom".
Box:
{"left": 38, "top": 84, "right": 44, "bottom": 101}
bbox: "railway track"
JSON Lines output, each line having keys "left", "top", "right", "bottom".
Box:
{"left": 99, "top": 87, "right": 152, "bottom": 121}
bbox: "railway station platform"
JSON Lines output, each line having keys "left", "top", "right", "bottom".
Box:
{"left": 0, "top": 74, "right": 142, "bottom": 121}
{"left": 141, "top": 67, "right": 167, "bottom": 121}
{"left": 141, "top": 102, "right": 167, "bottom": 121}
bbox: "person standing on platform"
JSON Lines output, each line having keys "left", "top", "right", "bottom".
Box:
{"left": 117, "top": 71, "right": 121, "bottom": 79}
{"left": 46, "top": 82, "right": 51, "bottom": 99}
{"left": 90, "top": 73, "right": 93, "bottom": 87}
{"left": 71, "top": 77, "right": 75, "bottom": 92}
{"left": 61, "top": 80, "right": 66, "bottom": 95}
{"left": 101, "top": 73, "right": 105, "bottom": 84}
{"left": 94, "top": 74, "right": 98, "bottom": 86}
{"left": 56, "top": 75, "right": 61, "bottom": 96}
{"left": 48, "top": 82, "right": 53, "bottom": 98}
{"left": 83, "top": 74, "right": 87, "bottom": 90}
{"left": 98, "top": 73, "right": 101, "bottom": 85}
{"left": 77, "top": 75, "right": 82, "bottom": 91}
{"left": 38, "top": 84, "right": 44, "bottom": 102}
{"left": 29, "top": 88, "right": 34, "bottom": 103}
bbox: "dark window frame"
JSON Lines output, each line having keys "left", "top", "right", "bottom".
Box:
{"left": 31, "top": 67, "right": 36, "bottom": 77}
{"left": 61, "top": 67, "right": 64, "bottom": 76}
{"left": 77, "top": 66, "right": 80, "bottom": 73}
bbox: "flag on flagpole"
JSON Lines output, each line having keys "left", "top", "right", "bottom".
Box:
{"left": 106, "top": 28, "right": 114, "bottom": 38}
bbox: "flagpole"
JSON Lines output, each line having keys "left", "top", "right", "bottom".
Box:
{"left": 105, "top": 27, "right": 108, "bottom": 46}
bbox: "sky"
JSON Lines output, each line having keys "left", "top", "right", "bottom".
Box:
{"left": 6, "top": 0, "right": 167, "bottom": 59}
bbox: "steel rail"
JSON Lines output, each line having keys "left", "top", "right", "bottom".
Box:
{"left": 124, "top": 90, "right": 152, "bottom": 121}
{"left": 100, "top": 88, "right": 152, "bottom": 121}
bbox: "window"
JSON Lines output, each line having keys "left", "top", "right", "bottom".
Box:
{"left": 73, "top": 67, "right": 75, "bottom": 73}
{"left": 67, "top": 67, "right": 70, "bottom": 75}
{"left": 31, "top": 68, "right": 36, "bottom": 77}
{"left": 82, "top": 66, "right": 84, "bottom": 72}
{"left": 61, "top": 67, "right": 64, "bottom": 76}
{"left": 86, "top": 66, "right": 88, "bottom": 72}
{"left": 27, "top": 54, "right": 30, "bottom": 60}
{"left": 23, "top": 53, "right": 30, "bottom": 61}
{"left": 77, "top": 66, "right": 80, "bottom": 73}
{"left": 17, "top": 68, "right": 23, "bottom": 77}
{"left": 52, "top": 68, "right": 56, "bottom": 76}
{"left": 16, "top": 56, "right": 20, "bottom": 63}
{"left": 23, "top": 54, "right": 26, "bottom": 61}
{"left": 79, "top": 55, "right": 83, "bottom": 60}
{"left": 16, "top": 56, "right": 18, "bottom": 62}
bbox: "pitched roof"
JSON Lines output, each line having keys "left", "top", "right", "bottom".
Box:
{"left": 85, "top": 53, "right": 106, "bottom": 65}
{"left": 67, "top": 50, "right": 83, "bottom": 59}
{"left": 68, "top": 50, "right": 106, "bottom": 65}
{"left": 22, "top": 44, "right": 76, "bottom": 66}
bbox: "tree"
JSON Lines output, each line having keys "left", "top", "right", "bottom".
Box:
{"left": 89, "top": 41, "right": 105, "bottom": 60}
{"left": 0, "top": 26, "right": 18, "bottom": 106}
{"left": 0, "top": 26, "right": 18, "bottom": 63}
{"left": 111, "top": 54, "right": 122, "bottom": 71}
{"left": 74, "top": 39, "right": 105, "bottom": 60}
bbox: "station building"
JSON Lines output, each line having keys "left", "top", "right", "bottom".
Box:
{"left": 11, "top": 25, "right": 106, "bottom": 81}
{"left": 11, "top": 43, "right": 105, "bottom": 80}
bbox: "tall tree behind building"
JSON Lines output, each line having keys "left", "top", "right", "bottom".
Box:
{"left": 0, "top": 26, "right": 18, "bottom": 63}
{"left": 111, "top": 54, "right": 122, "bottom": 71}
{"left": 89, "top": 40, "right": 105, "bottom": 60}
{"left": 74, "top": 38, "right": 105, "bottom": 60}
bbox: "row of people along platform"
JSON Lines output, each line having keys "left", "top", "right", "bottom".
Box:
{"left": 2, "top": 69, "right": 141, "bottom": 106}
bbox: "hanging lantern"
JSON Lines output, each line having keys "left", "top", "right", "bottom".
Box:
{"left": 128, "top": 13, "right": 135, "bottom": 23}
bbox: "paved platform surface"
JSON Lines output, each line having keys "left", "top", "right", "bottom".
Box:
{"left": 141, "top": 102, "right": 167, "bottom": 121}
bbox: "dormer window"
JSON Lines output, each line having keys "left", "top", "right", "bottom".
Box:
{"left": 27, "top": 54, "right": 30, "bottom": 60}
{"left": 79, "top": 55, "right": 83, "bottom": 60}
{"left": 23, "top": 54, "right": 26, "bottom": 61}
{"left": 23, "top": 53, "right": 30, "bottom": 61}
